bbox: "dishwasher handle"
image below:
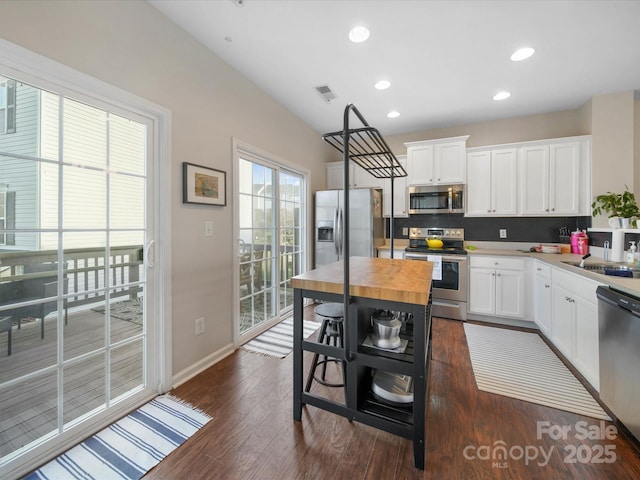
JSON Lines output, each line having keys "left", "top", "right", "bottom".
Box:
{"left": 597, "top": 285, "right": 640, "bottom": 317}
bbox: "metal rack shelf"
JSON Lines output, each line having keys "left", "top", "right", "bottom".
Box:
{"left": 323, "top": 126, "right": 407, "bottom": 179}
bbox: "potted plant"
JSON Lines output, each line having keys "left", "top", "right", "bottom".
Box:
{"left": 592, "top": 186, "right": 640, "bottom": 228}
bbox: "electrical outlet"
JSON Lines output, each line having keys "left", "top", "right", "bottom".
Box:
{"left": 402, "top": 227, "right": 408, "bottom": 236}
{"left": 499, "top": 229, "right": 507, "bottom": 239}
{"left": 195, "top": 317, "right": 205, "bottom": 336}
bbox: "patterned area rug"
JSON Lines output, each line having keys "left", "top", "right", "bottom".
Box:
{"left": 93, "top": 299, "right": 143, "bottom": 325}
{"left": 464, "top": 323, "right": 610, "bottom": 420}
{"left": 25, "top": 395, "right": 212, "bottom": 480}
{"left": 242, "top": 316, "right": 320, "bottom": 358}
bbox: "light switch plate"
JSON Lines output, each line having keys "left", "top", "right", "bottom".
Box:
{"left": 499, "top": 229, "right": 507, "bottom": 239}
{"left": 204, "top": 221, "right": 214, "bottom": 237}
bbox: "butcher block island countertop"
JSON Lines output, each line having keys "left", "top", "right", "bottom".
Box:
{"left": 291, "top": 256, "right": 433, "bottom": 470}
{"left": 291, "top": 256, "right": 433, "bottom": 305}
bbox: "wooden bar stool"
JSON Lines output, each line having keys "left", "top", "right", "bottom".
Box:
{"left": 305, "top": 303, "right": 346, "bottom": 391}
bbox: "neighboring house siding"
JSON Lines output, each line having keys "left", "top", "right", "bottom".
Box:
{"left": 39, "top": 91, "right": 59, "bottom": 250}
{"left": 0, "top": 83, "right": 40, "bottom": 250}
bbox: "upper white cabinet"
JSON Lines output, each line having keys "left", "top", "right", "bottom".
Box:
{"left": 383, "top": 156, "right": 408, "bottom": 218}
{"left": 326, "top": 162, "right": 384, "bottom": 190}
{"left": 466, "top": 148, "right": 517, "bottom": 216}
{"left": 326, "top": 162, "right": 353, "bottom": 189}
{"left": 519, "top": 137, "right": 591, "bottom": 216}
{"left": 404, "top": 136, "right": 469, "bottom": 185}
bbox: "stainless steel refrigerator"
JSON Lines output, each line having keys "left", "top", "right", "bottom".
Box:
{"left": 314, "top": 188, "right": 384, "bottom": 268}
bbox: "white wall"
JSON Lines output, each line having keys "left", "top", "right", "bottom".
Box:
{"left": 0, "top": 0, "right": 333, "bottom": 376}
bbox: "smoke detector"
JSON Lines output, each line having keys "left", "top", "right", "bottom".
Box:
{"left": 315, "top": 85, "right": 336, "bottom": 103}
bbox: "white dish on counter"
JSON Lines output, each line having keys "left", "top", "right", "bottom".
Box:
{"left": 540, "top": 245, "right": 560, "bottom": 254}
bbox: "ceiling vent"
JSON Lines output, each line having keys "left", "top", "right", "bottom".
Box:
{"left": 315, "top": 85, "right": 336, "bottom": 103}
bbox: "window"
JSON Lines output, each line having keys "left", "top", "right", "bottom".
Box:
{"left": 0, "top": 183, "right": 6, "bottom": 245}
{"left": 0, "top": 77, "right": 16, "bottom": 134}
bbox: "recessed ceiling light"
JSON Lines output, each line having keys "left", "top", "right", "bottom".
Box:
{"left": 511, "top": 47, "right": 535, "bottom": 61}
{"left": 349, "top": 26, "right": 370, "bottom": 43}
{"left": 387, "top": 110, "right": 400, "bottom": 118}
{"left": 493, "top": 91, "right": 511, "bottom": 101}
{"left": 375, "top": 80, "right": 391, "bottom": 90}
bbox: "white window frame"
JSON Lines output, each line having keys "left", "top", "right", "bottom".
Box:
{"left": 232, "top": 138, "right": 309, "bottom": 346}
{"left": 0, "top": 38, "right": 173, "bottom": 480}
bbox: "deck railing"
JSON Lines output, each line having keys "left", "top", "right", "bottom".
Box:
{"left": 0, "top": 245, "right": 143, "bottom": 310}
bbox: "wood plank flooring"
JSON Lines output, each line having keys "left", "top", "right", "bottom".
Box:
{"left": 146, "top": 317, "right": 640, "bottom": 479}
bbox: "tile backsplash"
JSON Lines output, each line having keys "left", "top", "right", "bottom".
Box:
{"left": 386, "top": 214, "right": 592, "bottom": 243}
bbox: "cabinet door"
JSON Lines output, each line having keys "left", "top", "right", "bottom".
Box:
{"left": 354, "top": 163, "right": 384, "bottom": 189}
{"left": 466, "top": 151, "right": 492, "bottom": 216}
{"left": 491, "top": 149, "right": 517, "bottom": 215}
{"left": 549, "top": 142, "right": 579, "bottom": 215}
{"left": 495, "top": 269, "right": 525, "bottom": 318}
{"left": 574, "top": 298, "right": 599, "bottom": 391}
{"left": 519, "top": 145, "right": 550, "bottom": 215}
{"left": 383, "top": 157, "right": 408, "bottom": 217}
{"left": 436, "top": 142, "right": 465, "bottom": 184}
{"left": 551, "top": 283, "right": 575, "bottom": 360}
{"left": 468, "top": 268, "right": 495, "bottom": 315}
{"left": 326, "top": 162, "right": 355, "bottom": 189}
{"left": 407, "top": 145, "right": 434, "bottom": 185}
{"left": 533, "top": 273, "right": 552, "bottom": 336}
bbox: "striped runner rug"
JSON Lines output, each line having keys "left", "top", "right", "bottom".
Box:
{"left": 463, "top": 323, "right": 610, "bottom": 420}
{"left": 26, "top": 395, "right": 212, "bottom": 480}
{"left": 242, "top": 316, "right": 320, "bottom": 358}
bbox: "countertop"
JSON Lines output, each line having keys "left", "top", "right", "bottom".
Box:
{"left": 291, "top": 256, "right": 432, "bottom": 305}
{"left": 467, "top": 248, "right": 640, "bottom": 297}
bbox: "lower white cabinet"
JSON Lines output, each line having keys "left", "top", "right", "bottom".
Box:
{"left": 469, "top": 256, "right": 526, "bottom": 319}
{"left": 377, "top": 248, "right": 405, "bottom": 259}
{"left": 533, "top": 261, "right": 552, "bottom": 336}
{"left": 550, "top": 267, "right": 602, "bottom": 391}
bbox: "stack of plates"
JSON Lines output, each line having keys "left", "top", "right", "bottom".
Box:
{"left": 371, "top": 370, "right": 413, "bottom": 405}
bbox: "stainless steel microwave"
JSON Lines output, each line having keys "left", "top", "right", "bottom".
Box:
{"left": 408, "top": 185, "right": 464, "bottom": 214}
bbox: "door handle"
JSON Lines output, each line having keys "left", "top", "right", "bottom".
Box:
{"left": 333, "top": 208, "right": 339, "bottom": 256}
{"left": 145, "top": 239, "right": 156, "bottom": 268}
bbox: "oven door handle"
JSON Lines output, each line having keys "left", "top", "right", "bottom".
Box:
{"left": 440, "top": 255, "right": 467, "bottom": 262}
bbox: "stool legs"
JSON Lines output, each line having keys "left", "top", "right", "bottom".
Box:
{"left": 305, "top": 317, "right": 345, "bottom": 391}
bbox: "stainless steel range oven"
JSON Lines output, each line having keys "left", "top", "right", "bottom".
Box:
{"left": 404, "top": 227, "right": 467, "bottom": 320}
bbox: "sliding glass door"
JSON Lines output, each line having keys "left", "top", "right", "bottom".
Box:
{"left": 237, "top": 151, "right": 305, "bottom": 340}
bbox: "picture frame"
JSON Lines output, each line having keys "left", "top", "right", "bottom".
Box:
{"left": 182, "top": 162, "right": 227, "bottom": 206}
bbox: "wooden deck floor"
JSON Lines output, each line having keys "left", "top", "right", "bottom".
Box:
{"left": 145, "top": 317, "right": 640, "bottom": 480}
{"left": 0, "top": 306, "right": 143, "bottom": 457}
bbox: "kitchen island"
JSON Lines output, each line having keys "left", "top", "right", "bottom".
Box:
{"left": 291, "top": 256, "right": 433, "bottom": 470}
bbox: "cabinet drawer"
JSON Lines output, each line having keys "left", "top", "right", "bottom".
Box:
{"left": 470, "top": 256, "right": 525, "bottom": 270}
{"left": 533, "top": 261, "right": 551, "bottom": 279}
{"left": 552, "top": 267, "right": 603, "bottom": 304}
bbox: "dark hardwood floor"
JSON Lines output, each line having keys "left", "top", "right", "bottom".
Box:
{"left": 144, "top": 317, "right": 640, "bottom": 479}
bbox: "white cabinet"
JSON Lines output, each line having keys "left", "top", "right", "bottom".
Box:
{"left": 353, "top": 163, "right": 384, "bottom": 189}
{"left": 519, "top": 139, "right": 589, "bottom": 216}
{"left": 550, "top": 267, "right": 602, "bottom": 390}
{"left": 326, "top": 162, "right": 385, "bottom": 189}
{"left": 466, "top": 148, "right": 517, "bottom": 216}
{"left": 404, "top": 136, "right": 469, "bottom": 185}
{"left": 532, "top": 261, "right": 552, "bottom": 336}
{"left": 377, "top": 248, "right": 405, "bottom": 259}
{"left": 326, "top": 162, "right": 353, "bottom": 189}
{"left": 383, "top": 156, "right": 408, "bottom": 217}
{"left": 469, "top": 256, "right": 526, "bottom": 319}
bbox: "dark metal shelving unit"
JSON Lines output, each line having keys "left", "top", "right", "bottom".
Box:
{"left": 293, "top": 104, "right": 430, "bottom": 469}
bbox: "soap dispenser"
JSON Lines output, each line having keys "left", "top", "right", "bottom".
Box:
{"left": 627, "top": 241, "right": 637, "bottom": 264}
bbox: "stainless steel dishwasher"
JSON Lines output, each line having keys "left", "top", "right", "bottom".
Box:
{"left": 596, "top": 285, "right": 640, "bottom": 442}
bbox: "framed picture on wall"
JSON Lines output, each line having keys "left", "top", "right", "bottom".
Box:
{"left": 182, "top": 162, "right": 227, "bottom": 206}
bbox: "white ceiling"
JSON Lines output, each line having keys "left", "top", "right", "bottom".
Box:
{"left": 149, "top": 0, "right": 640, "bottom": 136}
